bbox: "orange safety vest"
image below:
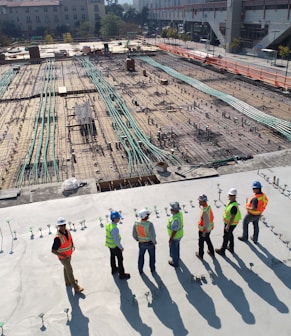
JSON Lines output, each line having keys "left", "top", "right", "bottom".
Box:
{"left": 55, "top": 229, "right": 73, "bottom": 259}
{"left": 198, "top": 205, "right": 214, "bottom": 232}
{"left": 134, "top": 221, "right": 151, "bottom": 242}
{"left": 246, "top": 193, "right": 268, "bottom": 215}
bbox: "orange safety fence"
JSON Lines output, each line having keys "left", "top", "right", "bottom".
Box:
{"left": 158, "top": 43, "right": 291, "bottom": 90}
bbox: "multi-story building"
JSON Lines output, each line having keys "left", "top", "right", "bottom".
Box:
{"left": 0, "top": 0, "right": 105, "bottom": 39}
{"left": 143, "top": 0, "right": 291, "bottom": 52}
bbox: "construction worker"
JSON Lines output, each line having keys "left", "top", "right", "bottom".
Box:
{"left": 215, "top": 188, "right": 242, "bottom": 256}
{"left": 167, "top": 202, "right": 184, "bottom": 268}
{"left": 238, "top": 181, "right": 268, "bottom": 244}
{"left": 132, "top": 209, "right": 157, "bottom": 274}
{"left": 105, "top": 211, "right": 130, "bottom": 280}
{"left": 196, "top": 194, "right": 215, "bottom": 260}
{"left": 51, "top": 217, "right": 84, "bottom": 293}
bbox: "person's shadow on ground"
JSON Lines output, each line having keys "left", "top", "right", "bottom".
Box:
{"left": 249, "top": 241, "right": 291, "bottom": 290}
{"left": 176, "top": 260, "right": 221, "bottom": 329}
{"left": 113, "top": 276, "right": 152, "bottom": 336}
{"left": 66, "top": 288, "right": 89, "bottom": 336}
{"left": 139, "top": 271, "right": 188, "bottom": 336}
{"left": 228, "top": 252, "right": 289, "bottom": 314}
{"left": 205, "top": 258, "right": 256, "bottom": 324}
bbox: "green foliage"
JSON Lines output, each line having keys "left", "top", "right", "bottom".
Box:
{"left": 105, "top": 4, "right": 124, "bottom": 18}
{"left": 0, "top": 33, "right": 11, "bottom": 47}
{"left": 45, "top": 34, "right": 54, "bottom": 44}
{"left": 76, "top": 21, "right": 94, "bottom": 38}
{"left": 100, "top": 13, "right": 123, "bottom": 38}
{"left": 63, "top": 32, "right": 73, "bottom": 43}
{"left": 278, "top": 45, "right": 290, "bottom": 59}
{"left": 229, "top": 38, "right": 241, "bottom": 53}
{"left": 0, "top": 21, "right": 21, "bottom": 38}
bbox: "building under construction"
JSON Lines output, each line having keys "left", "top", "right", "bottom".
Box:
{"left": 0, "top": 44, "right": 290, "bottom": 194}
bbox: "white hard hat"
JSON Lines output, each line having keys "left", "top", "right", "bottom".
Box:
{"left": 57, "top": 217, "right": 67, "bottom": 226}
{"left": 198, "top": 194, "right": 208, "bottom": 202}
{"left": 228, "top": 188, "right": 237, "bottom": 196}
{"left": 139, "top": 209, "right": 151, "bottom": 219}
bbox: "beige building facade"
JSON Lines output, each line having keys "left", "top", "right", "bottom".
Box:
{"left": 0, "top": 0, "right": 105, "bottom": 38}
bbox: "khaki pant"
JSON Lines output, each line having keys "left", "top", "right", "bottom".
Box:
{"left": 59, "top": 257, "right": 77, "bottom": 289}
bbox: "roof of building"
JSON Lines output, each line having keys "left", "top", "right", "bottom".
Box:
{"left": 0, "top": 160, "right": 290, "bottom": 335}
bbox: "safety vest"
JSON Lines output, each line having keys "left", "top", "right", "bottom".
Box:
{"left": 246, "top": 193, "right": 268, "bottom": 215}
{"left": 198, "top": 205, "right": 214, "bottom": 232}
{"left": 167, "top": 211, "right": 184, "bottom": 240}
{"left": 134, "top": 221, "right": 151, "bottom": 242}
{"left": 55, "top": 229, "right": 73, "bottom": 259}
{"left": 105, "top": 222, "right": 121, "bottom": 248}
{"left": 223, "top": 201, "right": 242, "bottom": 225}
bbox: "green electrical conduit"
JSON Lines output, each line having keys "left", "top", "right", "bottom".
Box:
{"left": 136, "top": 56, "right": 291, "bottom": 142}
{"left": 76, "top": 57, "right": 181, "bottom": 176}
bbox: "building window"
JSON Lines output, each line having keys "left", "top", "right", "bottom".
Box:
{"left": 54, "top": 15, "right": 59, "bottom": 22}
{"left": 73, "top": 13, "right": 77, "bottom": 20}
{"left": 45, "top": 15, "right": 50, "bottom": 23}
{"left": 81, "top": 5, "right": 85, "bottom": 11}
{"left": 65, "top": 14, "right": 69, "bottom": 20}
{"left": 94, "top": 5, "right": 99, "bottom": 12}
{"left": 44, "top": 7, "right": 48, "bottom": 12}
{"left": 26, "top": 16, "right": 31, "bottom": 23}
{"left": 25, "top": 8, "right": 30, "bottom": 13}
{"left": 53, "top": 7, "right": 58, "bottom": 12}
{"left": 72, "top": 7, "right": 76, "bottom": 11}
{"left": 36, "top": 16, "right": 40, "bottom": 23}
{"left": 64, "top": 6, "right": 68, "bottom": 12}
{"left": 28, "top": 25, "right": 32, "bottom": 31}
{"left": 81, "top": 14, "right": 86, "bottom": 20}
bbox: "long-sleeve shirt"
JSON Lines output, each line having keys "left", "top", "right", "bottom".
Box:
{"left": 111, "top": 227, "right": 123, "bottom": 250}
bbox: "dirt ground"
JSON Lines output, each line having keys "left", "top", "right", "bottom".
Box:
{"left": 0, "top": 51, "right": 290, "bottom": 191}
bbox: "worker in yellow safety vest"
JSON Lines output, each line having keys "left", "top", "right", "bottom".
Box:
{"left": 215, "top": 188, "right": 242, "bottom": 256}
{"left": 167, "top": 202, "right": 184, "bottom": 268}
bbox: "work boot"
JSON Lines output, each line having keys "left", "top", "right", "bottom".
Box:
{"left": 74, "top": 285, "right": 84, "bottom": 293}
{"left": 215, "top": 248, "right": 225, "bottom": 256}
{"left": 119, "top": 273, "right": 130, "bottom": 280}
{"left": 195, "top": 252, "right": 203, "bottom": 260}
{"left": 227, "top": 246, "right": 234, "bottom": 254}
{"left": 238, "top": 236, "right": 247, "bottom": 242}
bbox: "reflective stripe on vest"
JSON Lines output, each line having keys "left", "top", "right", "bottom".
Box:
{"left": 198, "top": 205, "right": 214, "bottom": 232}
{"left": 223, "top": 201, "right": 242, "bottom": 225}
{"left": 167, "top": 211, "right": 184, "bottom": 239}
{"left": 246, "top": 193, "right": 268, "bottom": 215}
{"left": 105, "top": 222, "right": 120, "bottom": 248}
{"left": 134, "top": 221, "right": 151, "bottom": 242}
{"left": 56, "top": 230, "right": 73, "bottom": 259}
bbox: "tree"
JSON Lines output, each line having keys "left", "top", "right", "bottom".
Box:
{"left": 100, "top": 13, "right": 123, "bottom": 38}
{"left": 229, "top": 37, "right": 241, "bottom": 53}
{"left": 140, "top": 6, "right": 149, "bottom": 27}
{"left": 45, "top": 34, "right": 54, "bottom": 44}
{"left": 55, "top": 25, "right": 71, "bottom": 38}
{"left": 76, "top": 21, "right": 94, "bottom": 39}
{"left": 63, "top": 32, "right": 73, "bottom": 43}
{"left": 94, "top": 15, "right": 102, "bottom": 36}
{"left": 123, "top": 7, "right": 138, "bottom": 24}
{"left": 0, "top": 33, "right": 11, "bottom": 47}
{"left": 105, "top": 3, "right": 124, "bottom": 18}
{"left": 0, "top": 21, "right": 21, "bottom": 38}
{"left": 278, "top": 45, "right": 290, "bottom": 61}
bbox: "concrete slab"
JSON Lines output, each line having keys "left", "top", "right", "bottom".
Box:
{"left": 0, "top": 164, "right": 290, "bottom": 335}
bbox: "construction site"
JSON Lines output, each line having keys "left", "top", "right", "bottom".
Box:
{"left": 0, "top": 41, "right": 291, "bottom": 193}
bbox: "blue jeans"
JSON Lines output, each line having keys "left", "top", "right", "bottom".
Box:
{"left": 169, "top": 239, "right": 180, "bottom": 267}
{"left": 242, "top": 213, "right": 260, "bottom": 242}
{"left": 138, "top": 242, "right": 156, "bottom": 273}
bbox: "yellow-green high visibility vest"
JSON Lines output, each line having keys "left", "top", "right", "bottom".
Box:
{"left": 105, "top": 222, "right": 120, "bottom": 248}
{"left": 223, "top": 201, "right": 242, "bottom": 225}
{"left": 167, "top": 211, "right": 184, "bottom": 239}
